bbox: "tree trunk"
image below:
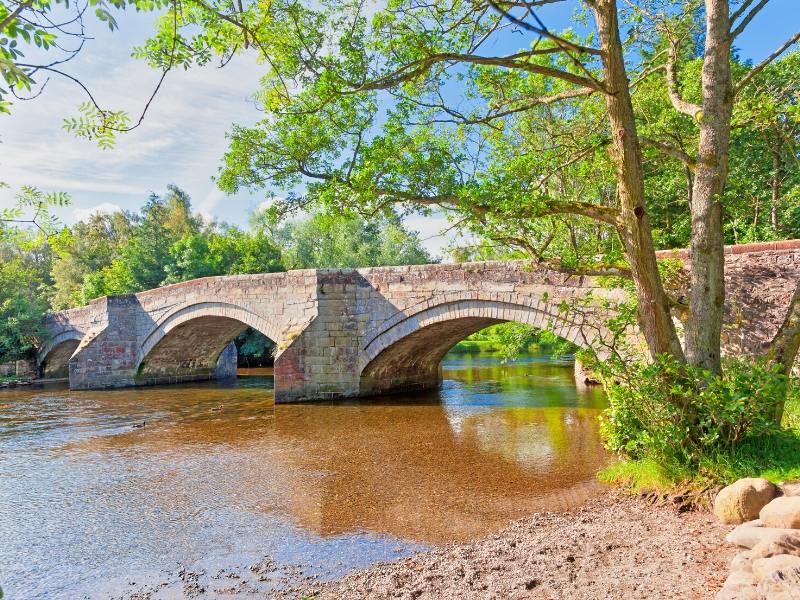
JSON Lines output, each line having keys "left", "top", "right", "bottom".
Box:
{"left": 771, "top": 127, "right": 782, "bottom": 232}
{"left": 593, "top": 0, "right": 685, "bottom": 362}
{"left": 684, "top": 0, "right": 733, "bottom": 374}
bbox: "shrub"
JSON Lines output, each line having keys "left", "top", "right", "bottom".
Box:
{"left": 599, "top": 355, "right": 789, "bottom": 479}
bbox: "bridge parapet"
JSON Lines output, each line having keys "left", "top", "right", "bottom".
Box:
{"left": 39, "top": 240, "right": 800, "bottom": 401}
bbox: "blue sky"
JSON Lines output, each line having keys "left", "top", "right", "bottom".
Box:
{"left": 0, "top": 0, "right": 796, "bottom": 258}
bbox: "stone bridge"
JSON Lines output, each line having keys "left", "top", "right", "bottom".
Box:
{"left": 39, "top": 240, "right": 800, "bottom": 402}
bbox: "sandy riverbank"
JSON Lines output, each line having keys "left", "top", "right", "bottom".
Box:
{"left": 276, "top": 490, "right": 735, "bottom": 600}
{"left": 118, "top": 489, "right": 735, "bottom": 599}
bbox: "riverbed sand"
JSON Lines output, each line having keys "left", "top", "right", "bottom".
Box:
{"left": 280, "top": 489, "right": 735, "bottom": 600}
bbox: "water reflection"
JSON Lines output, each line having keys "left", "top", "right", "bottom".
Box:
{"left": 0, "top": 352, "right": 607, "bottom": 599}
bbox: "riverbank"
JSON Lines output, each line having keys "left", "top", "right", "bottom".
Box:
{"left": 270, "top": 489, "right": 734, "bottom": 600}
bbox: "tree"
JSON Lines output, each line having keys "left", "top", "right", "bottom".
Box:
{"left": 257, "top": 211, "right": 433, "bottom": 270}
{"left": 0, "top": 188, "right": 66, "bottom": 362}
{"left": 163, "top": 227, "right": 283, "bottom": 283}
{"left": 51, "top": 211, "right": 131, "bottom": 308}
{"left": 80, "top": 185, "right": 201, "bottom": 297}
{"left": 142, "top": 0, "right": 800, "bottom": 380}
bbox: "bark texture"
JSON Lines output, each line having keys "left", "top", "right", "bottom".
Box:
{"left": 684, "top": 0, "right": 733, "bottom": 373}
{"left": 593, "top": 0, "right": 685, "bottom": 362}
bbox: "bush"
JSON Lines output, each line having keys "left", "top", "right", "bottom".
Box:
{"left": 599, "top": 355, "right": 790, "bottom": 480}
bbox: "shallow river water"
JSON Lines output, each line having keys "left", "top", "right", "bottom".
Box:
{"left": 0, "top": 352, "right": 607, "bottom": 599}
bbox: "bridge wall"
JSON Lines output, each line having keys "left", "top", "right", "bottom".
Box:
{"left": 43, "top": 271, "right": 318, "bottom": 394}
{"left": 40, "top": 241, "right": 800, "bottom": 401}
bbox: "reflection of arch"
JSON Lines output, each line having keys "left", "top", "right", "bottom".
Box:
{"left": 38, "top": 330, "right": 84, "bottom": 378}
{"left": 359, "top": 299, "right": 596, "bottom": 396}
{"left": 136, "top": 301, "right": 280, "bottom": 384}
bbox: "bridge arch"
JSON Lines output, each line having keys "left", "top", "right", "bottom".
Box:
{"left": 136, "top": 301, "right": 281, "bottom": 385}
{"left": 38, "top": 329, "right": 84, "bottom": 378}
{"left": 358, "top": 298, "right": 599, "bottom": 396}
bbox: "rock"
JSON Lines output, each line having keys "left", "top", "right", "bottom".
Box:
{"left": 752, "top": 555, "right": 800, "bottom": 581}
{"left": 715, "top": 579, "right": 759, "bottom": 600}
{"left": 760, "top": 497, "right": 800, "bottom": 529}
{"left": 756, "top": 566, "right": 800, "bottom": 599}
{"left": 727, "top": 524, "right": 799, "bottom": 549}
{"left": 751, "top": 533, "right": 800, "bottom": 560}
{"left": 716, "top": 551, "right": 758, "bottom": 600}
{"left": 715, "top": 479, "right": 778, "bottom": 525}
{"left": 781, "top": 481, "right": 800, "bottom": 497}
{"left": 731, "top": 550, "right": 753, "bottom": 571}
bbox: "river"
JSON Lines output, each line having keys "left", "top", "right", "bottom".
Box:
{"left": 0, "top": 351, "right": 607, "bottom": 599}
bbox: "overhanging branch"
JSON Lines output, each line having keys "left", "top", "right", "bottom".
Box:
{"left": 734, "top": 30, "right": 800, "bottom": 96}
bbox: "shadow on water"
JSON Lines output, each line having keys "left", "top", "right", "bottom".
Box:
{"left": 0, "top": 351, "right": 608, "bottom": 599}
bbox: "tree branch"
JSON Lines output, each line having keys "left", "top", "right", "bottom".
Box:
{"left": 490, "top": 233, "right": 632, "bottom": 278}
{"left": 666, "top": 37, "right": 702, "bottom": 120}
{"left": 348, "top": 51, "right": 605, "bottom": 94}
{"left": 0, "top": 0, "right": 33, "bottom": 31}
{"left": 730, "top": 0, "right": 771, "bottom": 39}
{"left": 487, "top": 0, "right": 606, "bottom": 90}
{"left": 734, "top": 30, "right": 800, "bottom": 96}
{"left": 531, "top": 200, "right": 622, "bottom": 227}
{"left": 486, "top": 1, "right": 602, "bottom": 56}
{"left": 641, "top": 136, "right": 697, "bottom": 170}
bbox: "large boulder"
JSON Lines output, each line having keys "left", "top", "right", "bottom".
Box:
{"left": 750, "top": 533, "right": 800, "bottom": 560}
{"left": 781, "top": 481, "right": 800, "bottom": 497}
{"left": 715, "top": 552, "right": 759, "bottom": 600}
{"left": 726, "top": 523, "right": 798, "bottom": 549}
{"left": 756, "top": 565, "right": 800, "bottom": 600}
{"left": 760, "top": 497, "right": 800, "bottom": 529}
{"left": 752, "top": 555, "right": 800, "bottom": 581}
{"left": 715, "top": 479, "right": 778, "bottom": 525}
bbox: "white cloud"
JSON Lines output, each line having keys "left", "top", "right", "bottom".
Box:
{"left": 72, "top": 202, "right": 123, "bottom": 222}
{"left": 402, "top": 212, "right": 459, "bottom": 261}
{"left": 0, "top": 11, "right": 264, "bottom": 228}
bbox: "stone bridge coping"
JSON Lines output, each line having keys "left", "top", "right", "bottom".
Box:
{"left": 654, "top": 239, "right": 800, "bottom": 259}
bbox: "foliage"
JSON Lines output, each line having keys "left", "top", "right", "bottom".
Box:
{"left": 0, "top": 258, "right": 50, "bottom": 362}
{"left": 258, "top": 211, "right": 433, "bottom": 270}
{"left": 163, "top": 228, "right": 283, "bottom": 284}
{"left": 598, "top": 354, "right": 795, "bottom": 484}
{"left": 455, "top": 322, "right": 577, "bottom": 362}
{"left": 50, "top": 211, "right": 132, "bottom": 309}
{"left": 0, "top": 191, "right": 66, "bottom": 362}
{"left": 1, "top": 0, "right": 167, "bottom": 142}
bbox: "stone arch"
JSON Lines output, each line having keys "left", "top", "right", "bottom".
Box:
{"left": 136, "top": 301, "right": 281, "bottom": 385}
{"left": 358, "top": 298, "right": 599, "bottom": 396}
{"left": 38, "top": 330, "right": 84, "bottom": 379}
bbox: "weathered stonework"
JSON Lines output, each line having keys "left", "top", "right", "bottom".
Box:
{"left": 38, "top": 241, "right": 800, "bottom": 402}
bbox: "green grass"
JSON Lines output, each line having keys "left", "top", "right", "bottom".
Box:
{"left": 449, "top": 340, "right": 505, "bottom": 353}
{"left": 599, "top": 385, "right": 800, "bottom": 492}
{"left": 598, "top": 458, "right": 687, "bottom": 493}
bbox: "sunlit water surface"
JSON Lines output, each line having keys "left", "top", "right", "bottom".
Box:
{"left": 0, "top": 352, "right": 607, "bottom": 599}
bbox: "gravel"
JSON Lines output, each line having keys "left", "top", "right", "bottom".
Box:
{"left": 282, "top": 490, "right": 735, "bottom": 600}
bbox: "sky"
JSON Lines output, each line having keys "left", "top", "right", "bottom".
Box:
{"left": 0, "top": 0, "right": 797, "bottom": 259}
